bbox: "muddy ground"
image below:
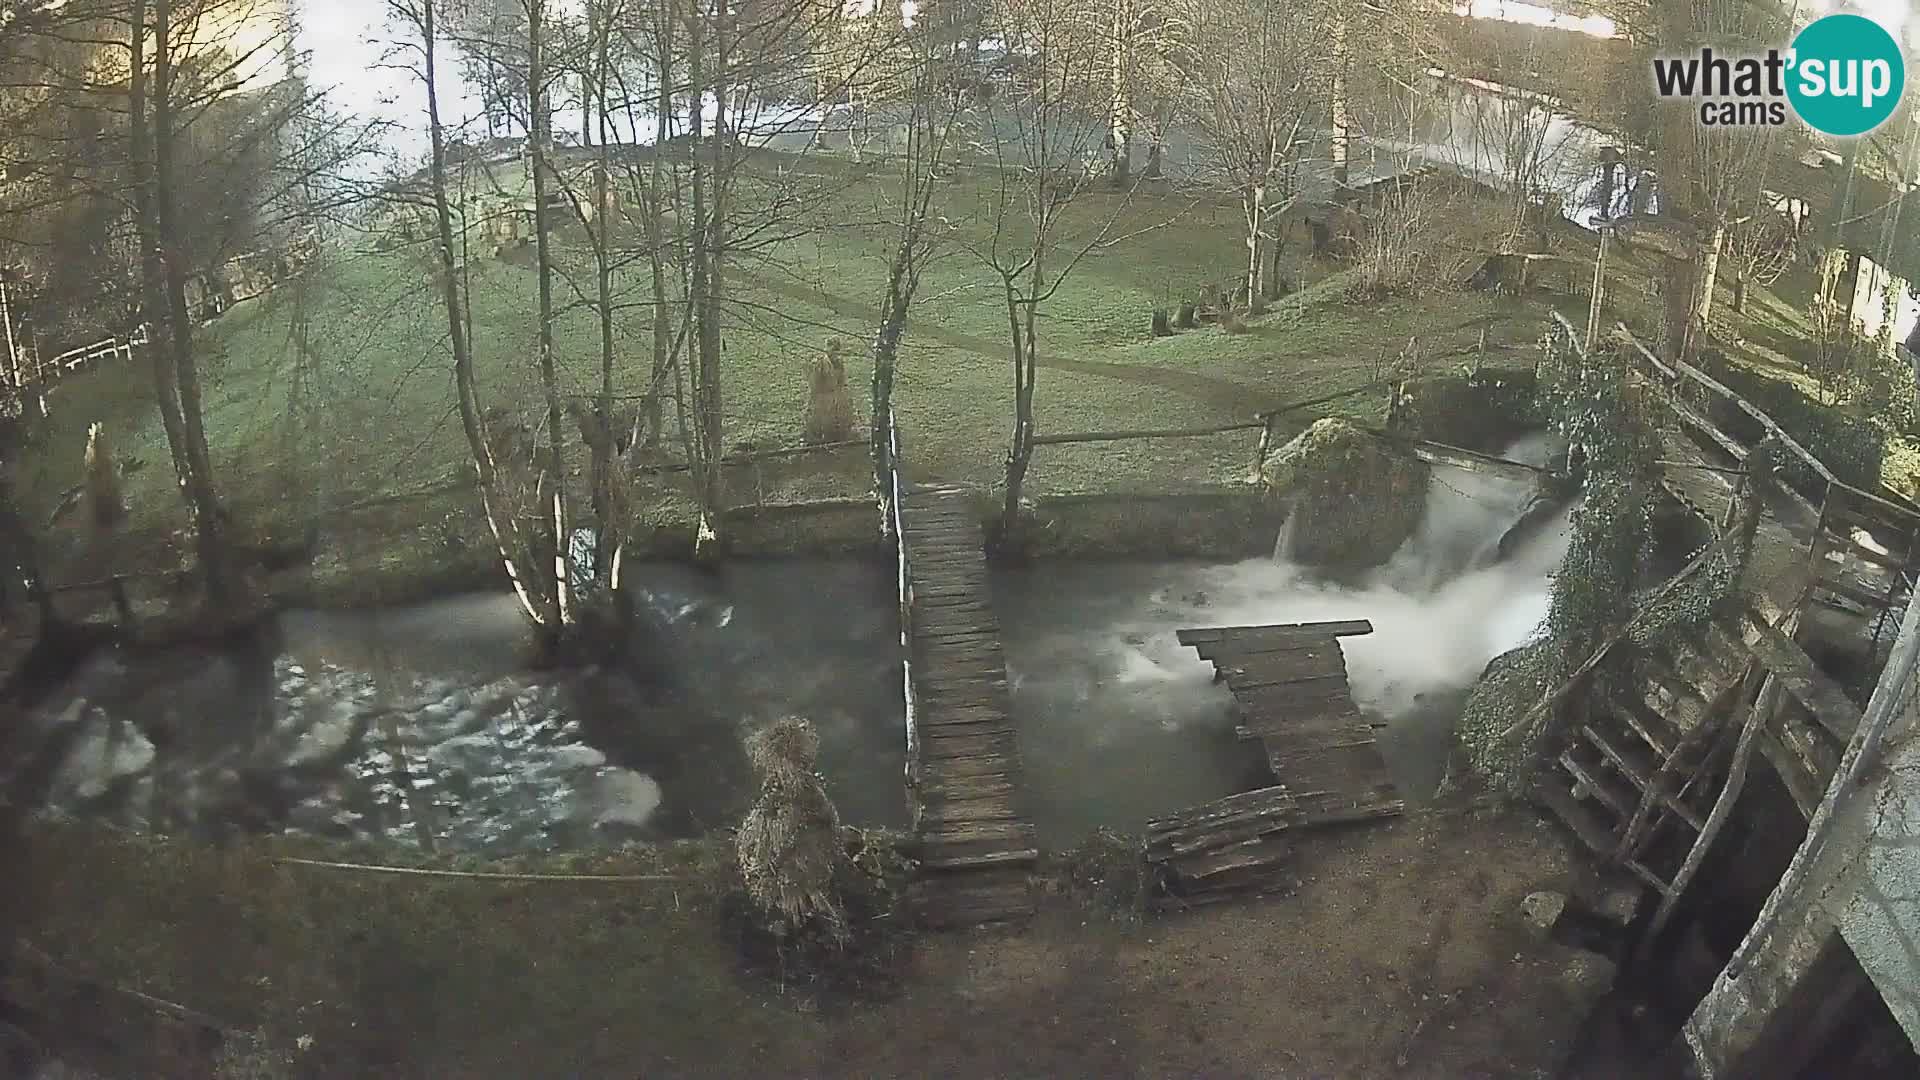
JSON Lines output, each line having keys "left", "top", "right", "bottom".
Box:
{"left": 9, "top": 800, "right": 1633, "bottom": 1079}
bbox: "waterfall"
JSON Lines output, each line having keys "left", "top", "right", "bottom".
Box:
{"left": 1272, "top": 495, "right": 1302, "bottom": 563}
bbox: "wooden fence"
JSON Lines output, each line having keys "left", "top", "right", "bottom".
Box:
{"left": 4, "top": 325, "right": 149, "bottom": 404}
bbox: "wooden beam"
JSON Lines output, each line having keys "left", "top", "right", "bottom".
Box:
{"left": 1177, "top": 620, "right": 1374, "bottom": 645}
{"left": 1635, "top": 674, "right": 1778, "bottom": 968}
{"left": 1030, "top": 420, "right": 1264, "bottom": 447}
{"left": 1741, "top": 609, "right": 1862, "bottom": 742}
{"left": 1357, "top": 426, "right": 1550, "bottom": 482}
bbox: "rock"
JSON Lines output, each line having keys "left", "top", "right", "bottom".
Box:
{"left": 1261, "top": 418, "right": 1429, "bottom": 568}
{"left": 1558, "top": 951, "right": 1616, "bottom": 998}
{"left": 287, "top": 703, "right": 360, "bottom": 768}
{"left": 1596, "top": 885, "right": 1641, "bottom": 926}
{"left": 584, "top": 767, "right": 663, "bottom": 828}
{"left": 1522, "top": 890, "right": 1567, "bottom": 933}
{"left": 550, "top": 743, "right": 608, "bottom": 771}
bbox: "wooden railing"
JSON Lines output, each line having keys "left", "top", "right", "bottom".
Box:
{"left": 882, "top": 405, "right": 919, "bottom": 777}
{"left": 1551, "top": 311, "right": 1920, "bottom": 632}
{"left": 5, "top": 325, "right": 149, "bottom": 398}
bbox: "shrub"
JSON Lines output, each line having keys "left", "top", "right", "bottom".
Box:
{"left": 1695, "top": 351, "right": 1885, "bottom": 500}
{"left": 1059, "top": 827, "right": 1148, "bottom": 919}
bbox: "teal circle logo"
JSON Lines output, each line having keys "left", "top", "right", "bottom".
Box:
{"left": 1787, "top": 14, "right": 1906, "bottom": 137}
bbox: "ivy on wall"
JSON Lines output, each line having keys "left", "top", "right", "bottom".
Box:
{"left": 1457, "top": 327, "right": 1760, "bottom": 792}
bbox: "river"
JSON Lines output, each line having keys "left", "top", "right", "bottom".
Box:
{"left": 11, "top": 437, "right": 1571, "bottom": 851}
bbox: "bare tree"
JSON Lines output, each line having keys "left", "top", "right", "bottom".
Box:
{"left": 865, "top": 11, "right": 963, "bottom": 504}
{"left": 1176, "top": 0, "right": 1318, "bottom": 310}
{"left": 1649, "top": 0, "right": 1787, "bottom": 363}
{"left": 388, "top": 0, "right": 558, "bottom": 630}
{"left": 975, "top": 0, "right": 1153, "bottom": 538}
{"left": 524, "top": 0, "right": 577, "bottom": 621}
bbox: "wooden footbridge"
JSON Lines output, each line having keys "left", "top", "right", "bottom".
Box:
{"left": 883, "top": 418, "right": 1037, "bottom": 927}
{"left": 1145, "top": 620, "right": 1403, "bottom": 908}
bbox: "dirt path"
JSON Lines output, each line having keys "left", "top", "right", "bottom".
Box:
{"left": 659, "top": 805, "right": 1614, "bottom": 1079}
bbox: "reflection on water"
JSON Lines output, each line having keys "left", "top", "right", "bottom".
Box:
{"left": 16, "top": 560, "right": 908, "bottom": 852}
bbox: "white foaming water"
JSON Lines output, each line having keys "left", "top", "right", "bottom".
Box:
{"left": 998, "top": 434, "right": 1574, "bottom": 831}
{"left": 1136, "top": 434, "right": 1571, "bottom": 720}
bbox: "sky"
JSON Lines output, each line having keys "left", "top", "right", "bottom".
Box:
{"left": 297, "top": 0, "right": 489, "bottom": 166}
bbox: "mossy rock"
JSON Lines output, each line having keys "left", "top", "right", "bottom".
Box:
{"left": 1261, "top": 418, "right": 1429, "bottom": 570}
{"left": 1455, "top": 641, "right": 1554, "bottom": 791}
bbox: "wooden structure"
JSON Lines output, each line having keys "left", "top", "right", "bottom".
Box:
{"left": 1146, "top": 621, "right": 1403, "bottom": 907}
{"left": 1531, "top": 317, "right": 1899, "bottom": 925}
{"left": 887, "top": 443, "right": 1037, "bottom": 926}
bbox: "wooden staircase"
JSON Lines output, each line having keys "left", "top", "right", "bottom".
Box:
{"left": 1536, "top": 614, "right": 1756, "bottom": 900}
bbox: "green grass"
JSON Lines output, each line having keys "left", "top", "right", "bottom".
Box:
{"left": 21, "top": 160, "right": 1571, "bottom": 591}
{"left": 55, "top": 160, "right": 1909, "bottom": 587}
{"left": 17, "top": 825, "right": 821, "bottom": 1076}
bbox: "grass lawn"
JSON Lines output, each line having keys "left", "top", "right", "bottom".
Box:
{"left": 21, "top": 153, "right": 1903, "bottom": 594}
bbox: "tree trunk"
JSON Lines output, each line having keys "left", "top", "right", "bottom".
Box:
{"left": 640, "top": 13, "right": 674, "bottom": 449}
{"left": 1107, "top": 0, "right": 1132, "bottom": 188}
{"left": 1001, "top": 260, "right": 1043, "bottom": 541}
{"left": 1694, "top": 221, "right": 1726, "bottom": 348}
{"left": 1732, "top": 272, "right": 1747, "bottom": 315}
{"left": 1142, "top": 105, "right": 1165, "bottom": 180}
{"left": 151, "top": 0, "right": 229, "bottom": 601}
{"left": 685, "top": 4, "right": 726, "bottom": 551}
{"left": 421, "top": 0, "right": 546, "bottom": 628}
{"left": 1244, "top": 183, "right": 1266, "bottom": 310}
{"left": 128, "top": 0, "right": 189, "bottom": 508}
{"left": 1330, "top": 16, "right": 1350, "bottom": 188}
{"left": 871, "top": 261, "right": 911, "bottom": 502}
{"left": 528, "top": 0, "right": 575, "bottom": 626}
{"left": 590, "top": 10, "right": 617, "bottom": 588}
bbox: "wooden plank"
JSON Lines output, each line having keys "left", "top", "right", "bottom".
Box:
{"left": 1235, "top": 707, "right": 1370, "bottom": 741}
{"left": 1611, "top": 697, "right": 1678, "bottom": 759}
{"left": 917, "top": 733, "right": 1017, "bottom": 761}
{"left": 1234, "top": 678, "right": 1360, "bottom": 714}
{"left": 1582, "top": 724, "right": 1704, "bottom": 831}
{"left": 1810, "top": 573, "right": 1895, "bottom": 612}
{"left": 1758, "top": 733, "right": 1824, "bottom": 819}
{"left": 1560, "top": 751, "right": 1633, "bottom": 820}
{"left": 1535, "top": 779, "right": 1619, "bottom": 855}
{"left": 1212, "top": 651, "right": 1348, "bottom": 686}
{"left": 1178, "top": 620, "right": 1374, "bottom": 645}
{"left": 915, "top": 817, "right": 1036, "bottom": 847}
{"left": 1741, "top": 609, "right": 1862, "bottom": 742}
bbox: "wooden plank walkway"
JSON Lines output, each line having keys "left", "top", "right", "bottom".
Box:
{"left": 1179, "top": 621, "right": 1404, "bottom": 826}
{"left": 1654, "top": 426, "right": 1820, "bottom": 627}
{"left": 898, "top": 483, "right": 1036, "bottom": 927}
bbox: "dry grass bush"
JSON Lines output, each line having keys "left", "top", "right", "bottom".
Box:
{"left": 722, "top": 731, "right": 907, "bottom": 997}
{"left": 1345, "top": 181, "right": 1521, "bottom": 302}
{"left": 802, "top": 339, "right": 857, "bottom": 445}
{"left": 737, "top": 717, "right": 846, "bottom": 942}
{"left": 726, "top": 718, "right": 916, "bottom": 995}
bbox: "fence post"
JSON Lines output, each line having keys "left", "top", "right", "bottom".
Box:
{"left": 1249, "top": 413, "right": 1276, "bottom": 482}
